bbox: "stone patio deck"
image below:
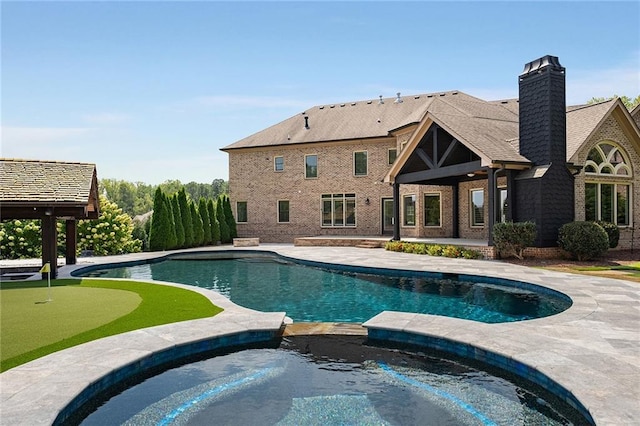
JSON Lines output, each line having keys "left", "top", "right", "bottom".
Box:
{"left": 1, "top": 244, "right": 638, "bottom": 425}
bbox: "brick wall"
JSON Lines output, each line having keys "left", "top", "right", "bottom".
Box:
{"left": 228, "top": 138, "right": 397, "bottom": 242}
{"left": 571, "top": 115, "right": 640, "bottom": 250}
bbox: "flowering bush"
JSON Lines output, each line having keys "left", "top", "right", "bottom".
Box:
{"left": 1, "top": 196, "right": 141, "bottom": 259}
{"left": 0, "top": 220, "right": 42, "bottom": 259}
{"left": 75, "top": 196, "right": 141, "bottom": 256}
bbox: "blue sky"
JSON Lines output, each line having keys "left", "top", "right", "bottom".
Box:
{"left": 2, "top": 1, "right": 639, "bottom": 184}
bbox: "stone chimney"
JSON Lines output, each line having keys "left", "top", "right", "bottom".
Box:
{"left": 514, "top": 55, "right": 574, "bottom": 247}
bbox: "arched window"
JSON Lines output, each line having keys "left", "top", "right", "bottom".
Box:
{"left": 584, "top": 142, "right": 633, "bottom": 226}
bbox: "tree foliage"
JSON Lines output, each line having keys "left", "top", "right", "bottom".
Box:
{"left": 178, "top": 189, "right": 194, "bottom": 248}
{"left": 149, "top": 188, "right": 172, "bottom": 251}
{"left": 199, "top": 198, "right": 212, "bottom": 245}
{"left": 587, "top": 95, "right": 640, "bottom": 111}
{"left": 191, "top": 202, "right": 205, "bottom": 246}
{"left": 75, "top": 195, "right": 142, "bottom": 256}
{"left": 170, "top": 195, "right": 185, "bottom": 248}
{"left": 222, "top": 195, "right": 238, "bottom": 239}
{"left": 0, "top": 219, "right": 42, "bottom": 259}
{"left": 217, "top": 196, "right": 231, "bottom": 243}
{"left": 208, "top": 199, "right": 220, "bottom": 244}
{"left": 101, "top": 178, "right": 229, "bottom": 219}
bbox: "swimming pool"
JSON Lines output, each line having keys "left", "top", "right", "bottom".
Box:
{"left": 79, "top": 335, "right": 584, "bottom": 425}
{"left": 76, "top": 251, "right": 571, "bottom": 323}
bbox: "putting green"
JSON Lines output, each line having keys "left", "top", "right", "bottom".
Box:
{"left": 0, "top": 286, "right": 141, "bottom": 360}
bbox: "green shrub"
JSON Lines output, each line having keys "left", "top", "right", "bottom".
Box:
{"left": 558, "top": 221, "right": 609, "bottom": 261}
{"left": 384, "top": 241, "right": 481, "bottom": 260}
{"left": 493, "top": 221, "right": 536, "bottom": 260}
{"left": 595, "top": 221, "right": 619, "bottom": 249}
{"left": 0, "top": 219, "right": 42, "bottom": 259}
{"left": 208, "top": 199, "right": 220, "bottom": 244}
{"left": 426, "top": 244, "right": 444, "bottom": 256}
{"left": 442, "top": 245, "right": 462, "bottom": 258}
{"left": 217, "top": 197, "right": 231, "bottom": 243}
{"left": 384, "top": 241, "right": 403, "bottom": 252}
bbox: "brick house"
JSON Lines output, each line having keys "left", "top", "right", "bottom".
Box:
{"left": 222, "top": 56, "right": 639, "bottom": 250}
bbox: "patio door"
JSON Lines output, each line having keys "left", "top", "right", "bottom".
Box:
{"left": 382, "top": 198, "right": 394, "bottom": 235}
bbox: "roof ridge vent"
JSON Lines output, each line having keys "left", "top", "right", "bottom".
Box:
{"left": 378, "top": 95, "right": 384, "bottom": 105}
{"left": 394, "top": 92, "right": 403, "bottom": 103}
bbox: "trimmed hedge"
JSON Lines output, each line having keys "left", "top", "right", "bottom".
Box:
{"left": 558, "top": 221, "right": 609, "bottom": 261}
{"left": 385, "top": 241, "right": 482, "bottom": 259}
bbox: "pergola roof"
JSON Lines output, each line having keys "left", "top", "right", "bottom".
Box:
{"left": 0, "top": 159, "right": 99, "bottom": 220}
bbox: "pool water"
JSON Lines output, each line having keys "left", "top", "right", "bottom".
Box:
{"left": 80, "top": 335, "right": 581, "bottom": 425}
{"left": 80, "top": 254, "right": 571, "bottom": 323}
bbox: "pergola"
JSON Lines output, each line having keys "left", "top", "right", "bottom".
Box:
{"left": 0, "top": 159, "right": 100, "bottom": 278}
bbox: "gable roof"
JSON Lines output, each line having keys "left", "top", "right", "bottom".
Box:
{"left": 0, "top": 159, "right": 100, "bottom": 220}
{"left": 566, "top": 98, "right": 640, "bottom": 162}
{"left": 223, "top": 91, "right": 639, "bottom": 170}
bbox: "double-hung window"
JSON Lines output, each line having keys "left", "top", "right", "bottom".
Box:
{"left": 470, "top": 189, "right": 484, "bottom": 227}
{"left": 423, "top": 193, "right": 441, "bottom": 227}
{"left": 236, "top": 201, "right": 247, "bottom": 223}
{"left": 274, "top": 156, "right": 284, "bottom": 172}
{"left": 354, "top": 151, "right": 368, "bottom": 176}
{"left": 388, "top": 148, "right": 397, "bottom": 165}
{"left": 322, "top": 194, "right": 356, "bottom": 227}
{"left": 305, "top": 154, "right": 318, "bottom": 178}
{"left": 403, "top": 195, "right": 416, "bottom": 226}
{"left": 278, "top": 200, "right": 290, "bottom": 223}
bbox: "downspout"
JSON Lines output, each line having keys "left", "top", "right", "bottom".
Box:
{"left": 392, "top": 183, "right": 400, "bottom": 241}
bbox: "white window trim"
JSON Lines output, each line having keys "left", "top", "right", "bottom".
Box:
{"left": 353, "top": 150, "right": 368, "bottom": 177}
{"left": 423, "top": 192, "right": 442, "bottom": 228}
{"left": 470, "top": 188, "right": 485, "bottom": 228}
{"left": 585, "top": 181, "right": 633, "bottom": 227}
{"left": 304, "top": 154, "right": 318, "bottom": 179}
{"left": 274, "top": 156, "right": 284, "bottom": 172}
{"left": 402, "top": 194, "right": 416, "bottom": 227}
{"left": 277, "top": 199, "right": 290, "bottom": 223}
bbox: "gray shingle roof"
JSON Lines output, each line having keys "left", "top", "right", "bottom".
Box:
{"left": 566, "top": 100, "right": 615, "bottom": 161}
{"left": 223, "top": 91, "right": 530, "bottom": 164}
{"left": 222, "top": 91, "right": 623, "bottom": 166}
{"left": 0, "top": 159, "right": 97, "bottom": 204}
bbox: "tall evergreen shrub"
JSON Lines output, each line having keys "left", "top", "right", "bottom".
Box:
{"left": 165, "top": 192, "right": 178, "bottom": 249}
{"left": 217, "top": 197, "right": 231, "bottom": 243}
{"left": 171, "top": 195, "right": 185, "bottom": 248}
{"left": 199, "top": 198, "right": 212, "bottom": 245}
{"left": 191, "top": 202, "right": 204, "bottom": 246}
{"left": 222, "top": 195, "right": 238, "bottom": 239}
{"left": 208, "top": 199, "right": 220, "bottom": 244}
{"left": 149, "top": 188, "right": 171, "bottom": 251}
{"left": 178, "top": 189, "right": 194, "bottom": 247}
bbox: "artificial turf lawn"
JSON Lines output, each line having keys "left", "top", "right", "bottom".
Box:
{"left": 0, "top": 278, "right": 223, "bottom": 372}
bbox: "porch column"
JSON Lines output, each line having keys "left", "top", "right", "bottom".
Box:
{"left": 487, "top": 168, "right": 496, "bottom": 246}
{"left": 451, "top": 184, "right": 459, "bottom": 238}
{"left": 41, "top": 215, "right": 58, "bottom": 279}
{"left": 506, "top": 170, "right": 515, "bottom": 221}
{"left": 66, "top": 219, "right": 77, "bottom": 265}
{"left": 392, "top": 182, "right": 400, "bottom": 241}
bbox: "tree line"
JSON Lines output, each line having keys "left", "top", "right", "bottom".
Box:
{"left": 100, "top": 178, "right": 228, "bottom": 218}
{"left": 147, "top": 187, "right": 237, "bottom": 251}
{"left": 0, "top": 180, "right": 235, "bottom": 260}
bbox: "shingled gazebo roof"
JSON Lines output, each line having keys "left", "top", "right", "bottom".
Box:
{"left": 0, "top": 159, "right": 99, "bottom": 220}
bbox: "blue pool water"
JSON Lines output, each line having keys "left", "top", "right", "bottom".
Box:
{"left": 77, "top": 253, "right": 571, "bottom": 323}
{"left": 80, "top": 336, "right": 582, "bottom": 425}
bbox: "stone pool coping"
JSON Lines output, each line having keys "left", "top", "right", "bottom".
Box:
{"left": 1, "top": 244, "right": 638, "bottom": 425}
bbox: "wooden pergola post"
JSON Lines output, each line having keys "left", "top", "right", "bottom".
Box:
{"left": 41, "top": 215, "right": 58, "bottom": 279}
{"left": 66, "top": 220, "right": 77, "bottom": 265}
